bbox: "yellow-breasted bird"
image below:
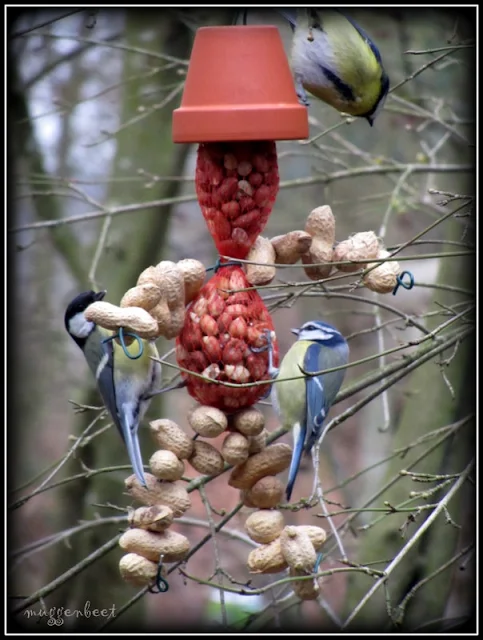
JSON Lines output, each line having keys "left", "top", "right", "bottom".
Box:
{"left": 281, "top": 8, "right": 389, "bottom": 125}
{"left": 64, "top": 290, "right": 161, "bottom": 486}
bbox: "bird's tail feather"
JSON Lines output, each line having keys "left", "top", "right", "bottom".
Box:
{"left": 286, "top": 422, "right": 306, "bottom": 501}
{"left": 122, "top": 414, "right": 147, "bottom": 487}
{"left": 278, "top": 9, "right": 297, "bottom": 31}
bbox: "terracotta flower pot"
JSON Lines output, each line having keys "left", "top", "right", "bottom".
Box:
{"left": 172, "top": 26, "right": 308, "bottom": 143}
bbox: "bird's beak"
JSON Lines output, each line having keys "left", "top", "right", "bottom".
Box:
{"left": 95, "top": 290, "right": 107, "bottom": 301}
{"left": 123, "top": 426, "right": 147, "bottom": 488}
{"left": 291, "top": 328, "right": 300, "bottom": 336}
{"left": 366, "top": 116, "right": 374, "bottom": 127}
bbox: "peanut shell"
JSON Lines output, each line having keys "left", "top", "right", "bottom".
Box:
{"left": 231, "top": 408, "right": 265, "bottom": 437}
{"left": 119, "top": 528, "right": 190, "bottom": 563}
{"left": 247, "top": 429, "right": 268, "bottom": 455}
{"left": 125, "top": 474, "right": 191, "bottom": 517}
{"left": 188, "top": 405, "right": 228, "bottom": 438}
{"left": 302, "top": 238, "right": 333, "bottom": 280}
{"left": 188, "top": 440, "right": 225, "bottom": 476}
{"left": 245, "top": 510, "right": 285, "bottom": 544}
{"left": 305, "top": 205, "right": 335, "bottom": 243}
{"left": 150, "top": 298, "right": 172, "bottom": 337}
{"left": 119, "top": 553, "right": 160, "bottom": 587}
{"left": 247, "top": 538, "right": 288, "bottom": 574}
{"left": 333, "top": 231, "right": 380, "bottom": 272}
{"left": 221, "top": 432, "right": 250, "bottom": 466}
{"left": 247, "top": 525, "right": 326, "bottom": 574}
{"left": 84, "top": 301, "right": 158, "bottom": 339}
{"left": 176, "top": 259, "right": 206, "bottom": 304}
{"left": 150, "top": 419, "right": 194, "bottom": 460}
{"left": 120, "top": 283, "right": 162, "bottom": 311}
{"left": 290, "top": 569, "right": 320, "bottom": 600}
{"left": 280, "top": 525, "right": 317, "bottom": 572}
{"left": 245, "top": 236, "right": 276, "bottom": 286}
{"left": 363, "top": 250, "right": 401, "bottom": 294}
{"left": 128, "top": 505, "right": 174, "bottom": 532}
{"left": 241, "top": 475, "right": 284, "bottom": 508}
{"left": 228, "top": 443, "right": 292, "bottom": 490}
{"left": 297, "top": 525, "right": 327, "bottom": 551}
{"left": 149, "top": 450, "right": 185, "bottom": 481}
{"left": 271, "top": 230, "right": 313, "bottom": 265}
{"left": 137, "top": 266, "right": 159, "bottom": 286}
{"left": 154, "top": 261, "right": 185, "bottom": 309}
{"left": 163, "top": 305, "right": 185, "bottom": 340}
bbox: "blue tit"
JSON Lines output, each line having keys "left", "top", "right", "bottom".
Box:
{"left": 272, "top": 320, "right": 349, "bottom": 501}
{"left": 64, "top": 290, "right": 162, "bottom": 487}
{"left": 280, "top": 9, "right": 389, "bottom": 125}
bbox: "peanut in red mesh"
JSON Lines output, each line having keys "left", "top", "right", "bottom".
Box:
{"left": 175, "top": 266, "right": 278, "bottom": 411}
{"left": 195, "top": 141, "right": 279, "bottom": 259}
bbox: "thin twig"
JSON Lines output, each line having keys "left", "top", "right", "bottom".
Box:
{"left": 12, "top": 535, "right": 121, "bottom": 613}
{"left": 9, "top": 166, "right": 472, "bottom": 234}
{"left": 9, "top": 10, "right": 84, "bottom": 38}
{"left": 199, "top": 485, "right": 227, "bottom": 628}
{"left": 9, "top": 412, "right": 106, "bottom": 510}
{"left": 341, "top": 459, "right": 475, "bottom": 629}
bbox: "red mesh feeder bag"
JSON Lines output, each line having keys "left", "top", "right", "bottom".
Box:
{"left": 176, "top": 265, "right": 279, "bottom": 412}
{"left": 196, "top": 140, "right": 279, "bottom": 259}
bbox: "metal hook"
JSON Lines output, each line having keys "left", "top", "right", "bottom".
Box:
{"left": 205, "top": 258, "right": 242, "bottom": 274}
{"left": 249, "top": 328, "right": 277, "bottom": 398}
{"left": 392, "top": 270, "right": 415, "bottom": 296}
{"left": 232, "top": 10, "right": 248, "bottom": 25}
{"left": 249, "top": 328, "right": 272, "bottom": 354}
{"left": 314, "top": 552, "right": 324, "bottom": 573}
{"left": 102, "top": 327, "right": 144, "bottom": 359}
{"left": 148, "top": 555, "right": 169, "bottom": 594}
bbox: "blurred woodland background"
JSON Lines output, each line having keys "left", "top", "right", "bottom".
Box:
{"left": 8, "top": 7, "right": 475, "bottom": 633}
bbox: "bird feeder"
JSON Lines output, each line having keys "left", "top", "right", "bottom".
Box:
{"left": 173, "top": 25, "right": 308, "bottom": 259}
{"left": 172, "top": 26, "right": 308, "bottom": 144}
{"left": 173, "top": 25, "right": 308, "bottom": 412}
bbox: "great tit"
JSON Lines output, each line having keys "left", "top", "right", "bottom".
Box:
{"left": 281, "top": 8, "right": 390, "bottom": 125}
{"left": 271, "top": 320, "right": 349, "bottom": 501}
{"left": 64, "top": 290, "right": 162, "bottom": 487}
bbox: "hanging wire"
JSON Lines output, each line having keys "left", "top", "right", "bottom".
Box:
{"left": 392, "top": 270, "right": 415, "bottom": 296}
{"left": 250, "top": 328, "right": 277, "bottom": 400}
{"left": 148, "top": 554, "right": 169, "bottom": 594}
{"left": 314, "top": 551, "right": 324, "bottom": 573}
{"left": 205, "top": 258, "right": 242, "bottom": 274}
{"left": 102, "top": 327, "right": 144, "bottom": 359}
{"left": 232, "top": 9, "right": 250, "bottom": 25}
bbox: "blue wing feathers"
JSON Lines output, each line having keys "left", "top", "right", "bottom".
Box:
{"left": 285, "top": 422, "right": 307, "bottom": 501}
{"left": 95, "top": 338, "right": 124, "bottom": 440}
{"left": 304, "top": 343, "right": 327, "bottom": 453}
{"left": 278, "top": 9, "right": 297, "bottom": 30}
{"left": 337, "top": 10, "right": 383, "bottom": 63}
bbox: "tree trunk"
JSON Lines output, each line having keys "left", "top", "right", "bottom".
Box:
{"left": 45, "top": 14, "right": 193, "bottom": 628}
{"left": 343, "top": 216, "right": 475, "bottom": 631}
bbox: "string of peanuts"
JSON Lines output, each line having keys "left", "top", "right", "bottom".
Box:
{"left": 120, "top": 404, "right": 329, "bottom": 600}
{"left": 84, "top": 206, "right": 401, "bottom": 343}
{"left": 245, "top": 205, "right": 401, "bottom": 292}
{"left": 85, "top": 204, "right": 401, "bottom": 599}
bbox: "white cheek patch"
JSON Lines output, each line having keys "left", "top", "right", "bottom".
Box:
{"left": 69, "top": 312, "right": 95, "bottom": 339}
{"left": 313, "top": 329, "right": 337, "bottom": 341}
{"left": 300, "top": 327, "right": 338, "bottom": 342}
